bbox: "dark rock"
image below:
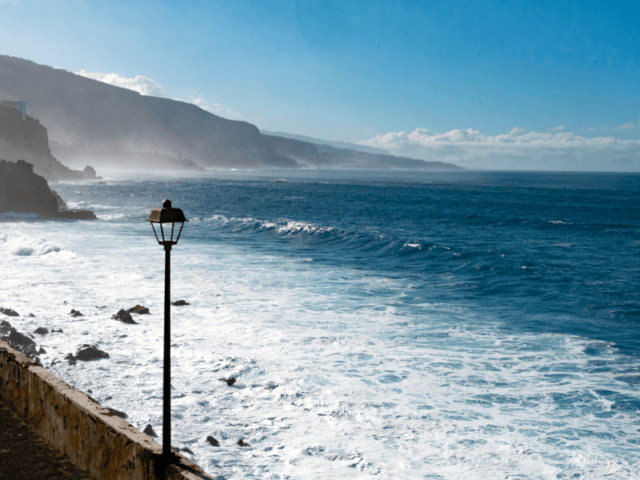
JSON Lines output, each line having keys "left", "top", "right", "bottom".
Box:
{"left": 56, "top": 209, "right": 97, "bottom": 220}
{"left": 33, "top": 327, "right": 48, "bottom": 335}
{"left": 50, "top": 359, "right": 58, "bottom": 366}
{"left": 82, "top": 165, "right": 98, "bottom": 179}
{"left": 0, "top": 157, "right": 97, "bottom": 217}
{"left": 111, "top": 309, "right": 137, "bottom": 324}
{"left": 181, "top": 447, "right": 194, "bottom": 454}
{"left": 106, "top": 407, "right": 127, "bottom": 419}
{"left": 5, "top": 329, "right": 38, "bottom": 358}
{"left": 64, "top": 353, "right": 77, "bottom": 365}
{"left": 127, "top": 305, "right": 150, "bottom": 315}
{"left": 52, "top": 328, "right": 64, "bottom": 333}
{"left": 28, "top": 313, "right": 35, "bottom": 318}
{"left": 143, "top": 424, "right": 158, "bottom": 437}
{"left": 171, "top": 300, "right": 190, "bottom": 306}
{"left": 70, "top": 309, "right": 83, "bottom": 317}
{"left": 38, "top": 347, "right": 46, "bottom": 354}
{"left": 0, "top": 320, "right": 11, "bottom": 332}
{"left": 206, "top": 436, "right": 219, "bottom": 447}
{"left": 75, "top": 344, "right": 109, "bottom": 361}
{"left": 225, "top": 377, "right": 236, "bottom": 386}
{"left": 237, "top": 439, "right": 249, "bottom": 447}
{"left": 0, "top": 307, "right": 19, "bottom": 317}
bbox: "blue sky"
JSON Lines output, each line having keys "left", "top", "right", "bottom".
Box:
{"left": 1, "top": 0, "right": 639, "bottom": 170}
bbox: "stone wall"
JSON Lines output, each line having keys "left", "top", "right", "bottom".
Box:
{"left": 0, "top": 339, "right": 214, "bottom": 480}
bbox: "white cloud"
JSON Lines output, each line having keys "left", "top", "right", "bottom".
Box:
{"left": 359, "top": 127, "right": 640, "bottom": 171}
{"left": 191, "top": 97, "right": 222, "bottom": 114}
{"left": 75, "top": 70, "right": 165, "bottom": 97}
{"left": 617, "top": 122, "right": 636, "bottom": 130}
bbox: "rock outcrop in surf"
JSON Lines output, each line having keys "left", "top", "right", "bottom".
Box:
{"left": 0, "top": 159, "right": 96, "bottom": 219}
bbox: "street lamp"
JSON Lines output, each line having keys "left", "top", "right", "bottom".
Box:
{"left": 147, "top": 199, "right": 187, "bottom": 473}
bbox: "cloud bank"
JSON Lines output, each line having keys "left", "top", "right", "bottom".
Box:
{"left": 75, "top": 70, "right": 165, "bottom": 97}
{"left": 359, "top": 127, "right": 640, "bottom": 171}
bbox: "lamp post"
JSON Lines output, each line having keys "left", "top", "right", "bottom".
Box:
{"left": 147, "top": 199, "right": 187, "bottom": 473}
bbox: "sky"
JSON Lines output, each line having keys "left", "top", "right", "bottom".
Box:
{"left": 1, "top": 0, "right": 639, "bottom": 171}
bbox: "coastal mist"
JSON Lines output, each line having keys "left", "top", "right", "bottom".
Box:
{"left": 1, "top": 169, "right": 639, "bottom": 479}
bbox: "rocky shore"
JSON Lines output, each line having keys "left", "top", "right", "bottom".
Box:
{"left": 0, "top": 159, "right": 96, "bottom": 220}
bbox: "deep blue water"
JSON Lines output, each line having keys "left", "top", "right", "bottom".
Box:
{"left": 59, "top": 169, "right": 640, "bottom": 357}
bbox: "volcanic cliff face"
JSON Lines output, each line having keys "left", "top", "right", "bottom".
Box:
{"left": 0, "top": 102, "right": 98, "bottom": 181}
{"left": 0, "top": 159, "right": 95, "bottom": 219}
{"left": 0, "top": 55, "right": 463, "bottom": 171}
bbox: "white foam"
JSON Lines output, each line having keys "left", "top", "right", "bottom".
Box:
{"left": 1, "top": 221, "right": 638, "bottom": 480}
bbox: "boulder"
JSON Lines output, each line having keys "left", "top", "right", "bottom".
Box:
{"left": 83, "top": 165, "right": 98, "bottom": 179}
{"left": 75, "top": 344, "right": 109, "bottom": 361}
{"left": 225, "top": 377, "right": 236, "bottom": 386}
{"left": 5, "top": 329, "right": 38, "bottom": 358}
{"left": 171, "top": 300, "right": 190, "bottom": 306}
{"left": 64, "top": 353, "right": 77, "bottom": 365}
{"left": 237, "top": 439, "right": 250, "bottom": 447}
{"left": 52, "top": 328, "right": 64, "bottom": 333}
{"left": 206, "top": 436, "right": 219, "bottom": 447}
{"left": 0, "top": 307, "right": 19, "bottom": 317}
{"left": 127, "top": 305, "right": 150, "bottom": 315}
{"left": 143, "top": 424, "right": 158, "bottom": 437}
{"left": 106, "top": 407, "right": 127, "bottom": 419}
{"left": 111, "top": 309, "right": 137, "bottom": 324}
{"left": 33, "top": 327, "right": 48, "bottom": 335}
{"left": 70, "top": 309, "right": 83, "bottom": 317}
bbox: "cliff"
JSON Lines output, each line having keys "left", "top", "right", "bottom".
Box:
{"left": 0, "top": 55, "right": 462, "bottom": 171}
{"left": 0, "top": 101, "right": 98, "bottom": 181}
{"left": 0, "top": 159, "right": 96, "bottom": 219}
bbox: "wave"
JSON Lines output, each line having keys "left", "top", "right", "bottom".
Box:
{"left": 195, "top": 214, "right": 445, "bottom": 261}
{"left": 3, "top": 235, "right": 65, "bottom": 256}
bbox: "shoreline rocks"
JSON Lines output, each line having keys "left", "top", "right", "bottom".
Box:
{"left": 0, "top": 307, "right": 20, "bottom": 317}
{"left": 0, "top": 159, "right": 96, "bottom": 219}
{"left": 127, "top": 305, "right": 150, "bottom": 315}
{"left": 75, "top": 344, "right": 109, "bottom": 361}
{"left": 111, "top": 309, "right": 137, "bottom": 324}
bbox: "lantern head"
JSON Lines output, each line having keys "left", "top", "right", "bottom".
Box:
{"left": 147, "top": 199, "right": 188, "bottom": 247}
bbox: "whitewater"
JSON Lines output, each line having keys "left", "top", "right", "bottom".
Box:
{"left": 1, "top": 169, "right": 639, "bottom": 479}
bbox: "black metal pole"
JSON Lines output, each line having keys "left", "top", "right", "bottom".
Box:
{"left": 163, "top": 243, "right": 172, "bottom": 472}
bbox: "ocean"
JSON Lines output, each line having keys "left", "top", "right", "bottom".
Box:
{"left": 1, "top": 169, "right": 639, "bottom": 479}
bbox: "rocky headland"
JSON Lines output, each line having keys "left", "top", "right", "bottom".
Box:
{"left": 0, "top": 100, "right": 99, "bottom": 182}
{"left": 0, "top": 159, "right": 96, "bottom": 219}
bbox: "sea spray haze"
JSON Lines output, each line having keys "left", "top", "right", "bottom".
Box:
{"left": 1, "top": 169, "right": 639, "bottom": 479}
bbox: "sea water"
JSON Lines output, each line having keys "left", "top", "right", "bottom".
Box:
{"left": 1, "top": 169, "right": 639, "bottom": 479}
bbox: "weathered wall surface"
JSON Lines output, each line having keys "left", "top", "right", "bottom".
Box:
{"left": 0, "top": 339, "right": 214, "bottom": 480}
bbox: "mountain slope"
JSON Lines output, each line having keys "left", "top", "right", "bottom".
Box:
{"left": 0, "top": 55, "right": 461, "bottom": 170}
{"left": 260, "top": 130, "right": 392, "bottom": 156}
